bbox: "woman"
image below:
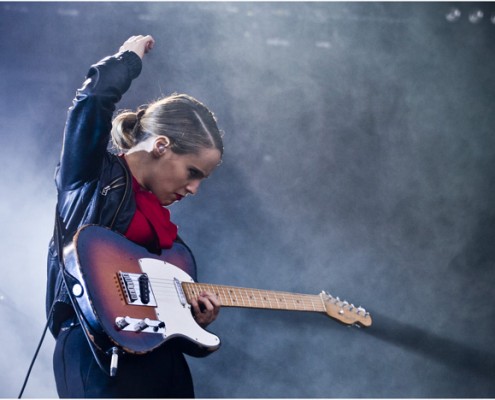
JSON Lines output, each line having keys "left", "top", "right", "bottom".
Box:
{"left": 46, "top": 35, "right": 222, "bottom": 398}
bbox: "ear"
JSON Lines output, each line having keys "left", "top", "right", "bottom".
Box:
{"left": 153, "top": 136, "right": 172, "bottom": 157}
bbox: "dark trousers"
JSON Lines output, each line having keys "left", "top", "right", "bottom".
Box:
{"left": 53, "top": 324, "right": 195, "bottom": 398}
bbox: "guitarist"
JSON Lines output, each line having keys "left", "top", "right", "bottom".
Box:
{"left": 46, "top": 35, "right": 223, "bottom": 398}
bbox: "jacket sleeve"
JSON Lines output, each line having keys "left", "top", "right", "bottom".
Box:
{"left": 56, "top": 50, "right": 142, "bottom": 191}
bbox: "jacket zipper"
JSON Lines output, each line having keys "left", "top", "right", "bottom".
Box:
{"left": 109, "top": 157, "right": 131, "bottom": 229}
{"left": 101, "top": 176, "right": 125, "bottom": 196}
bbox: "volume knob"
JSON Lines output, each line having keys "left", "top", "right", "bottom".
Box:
{"left": 134, "top": 319, "right": 149, "bottom": 332}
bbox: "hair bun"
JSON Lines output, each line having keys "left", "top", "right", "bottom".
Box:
{"left": 137, "top": 109, "right": 146, "bottom": 120}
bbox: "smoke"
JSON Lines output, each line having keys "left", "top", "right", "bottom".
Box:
{"left": 1, "top": 2, "right": 495, "bottom": 398}
{"left": 0, "top": 135, "right": 57, "bottom": 397}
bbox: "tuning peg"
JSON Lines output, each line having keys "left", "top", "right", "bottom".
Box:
{"left": 320, "top": 291, "right": 331, "bottom": 300}
{"left": 342, "top": 301, "right": 349, "bottom": 307}
{"left": 349, "top": 304, "right": 355, "bottom": 311}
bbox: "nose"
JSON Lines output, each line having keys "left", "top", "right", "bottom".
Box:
{"left": 185, "top": 180, "right": 201, "bottom": 195}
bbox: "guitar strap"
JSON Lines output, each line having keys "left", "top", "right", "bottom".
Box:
{"left": 53, "top": 207, "right": 115, "bottom": 377}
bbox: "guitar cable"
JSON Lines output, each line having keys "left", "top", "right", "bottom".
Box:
{"left": 17, "top": 302, "right": 55, "bottom": 398}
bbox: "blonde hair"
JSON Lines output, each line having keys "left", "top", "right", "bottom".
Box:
{"left": 111, "top": 94, "right": 223, "bottom": 156}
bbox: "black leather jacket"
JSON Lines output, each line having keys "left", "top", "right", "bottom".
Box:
{"left": 45, "top": 50, "right": 195, "bottom": 337}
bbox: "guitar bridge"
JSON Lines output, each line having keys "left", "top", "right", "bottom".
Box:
{"left": 118, "top": 271, "right": 157, "bottom": 307}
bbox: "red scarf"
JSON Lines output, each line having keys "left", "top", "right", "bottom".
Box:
{"left": 125, "top": 176, "right": 178, "bottom": 251}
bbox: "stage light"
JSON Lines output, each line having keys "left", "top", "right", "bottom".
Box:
{"left": 445, "top": 8, "right": 461, "bottom": 22}
{"left": 468, "top": 9, "right": 484, "bottom": 24}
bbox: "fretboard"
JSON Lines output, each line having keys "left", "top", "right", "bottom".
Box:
{"left": 182, "top": 282, "right": 326, "bottom": 313}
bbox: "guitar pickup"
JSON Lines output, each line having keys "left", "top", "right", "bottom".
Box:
{"left": 118, "top": 271, "right": 157, "bottom": 307}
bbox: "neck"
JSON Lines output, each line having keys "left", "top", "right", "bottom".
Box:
{"left": 123, "top": 151, "right": 151, "bottom": 191}
{"left": 181, "top": 282, "right": 326, "bottom": 313}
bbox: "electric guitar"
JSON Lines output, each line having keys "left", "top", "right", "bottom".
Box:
{"left": 62, "top": 225, "right": 372, "bottom": 357}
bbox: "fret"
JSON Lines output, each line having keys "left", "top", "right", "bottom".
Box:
{"left": 182, "top": 282, "right": 326, "bottom": 313}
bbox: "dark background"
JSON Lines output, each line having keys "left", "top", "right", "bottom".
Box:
{"left": 1, "top": 2, "right": 494, "bottom": 397}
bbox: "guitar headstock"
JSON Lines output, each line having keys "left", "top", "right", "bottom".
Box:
{"left": 320, "top": 291, "right": 372, "bottom": 327}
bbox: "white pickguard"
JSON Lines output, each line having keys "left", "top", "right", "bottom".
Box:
{"left": 138, "top": 258, "right": 220, "bottom": 350}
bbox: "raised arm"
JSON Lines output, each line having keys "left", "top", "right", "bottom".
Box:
{"left": 56, "top": 35, "right": 155, "bottom": 190}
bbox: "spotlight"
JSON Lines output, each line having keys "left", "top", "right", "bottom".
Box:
{"left": 446, "top": 8, "right": 461, "bottom": 22}
{"left": 491, "top": 13, "right": 495, "bottom": 24}
{"left": 468, "top": 9, "right": 484, "bottom": 23}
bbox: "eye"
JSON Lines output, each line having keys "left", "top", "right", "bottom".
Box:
{"left": 188, "top": 168, "right": 204, "bottom": 180}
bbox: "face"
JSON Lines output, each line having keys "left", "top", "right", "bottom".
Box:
{"left": 144, "top": 146, "right": 222, "bottom": 206}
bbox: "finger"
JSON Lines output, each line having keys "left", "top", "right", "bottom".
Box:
{"left": 143, "top": 35, "right": 155, "bottom": 53}
{"left": 209, "top": 294, "right": 221, "bottom": 308}
{"left": 203, "top": 292, "right": 221, "bottom": 309}
{"left": 202, "top": 291, "right": 221, "bottom": 306}
{"left": 198, "top": 296, "right": 220, "bottom": 320}
{"left": 197, "top": 295, "right": 215, "bottom": 312}
{"left": 190, "top": 298, "right": 202, "bottom": 316}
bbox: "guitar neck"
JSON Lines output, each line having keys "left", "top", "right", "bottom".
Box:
{"left": 182, "top": 282, "right": 326, "bottom": 313}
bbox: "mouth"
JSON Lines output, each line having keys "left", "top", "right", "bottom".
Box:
{"left": 175, "top": 193, "right": 184, "bottom": 201}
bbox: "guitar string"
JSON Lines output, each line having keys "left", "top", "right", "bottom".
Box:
{"left": 123, "top": 276, "right": 364, "bottom": 324}
{"left": 146, "top": 278, "right": 325, "bottom": 311}
{"left": 132, "top": 270, "right": 330, "bottom": 311}
{"left": 127, "top": 274, "right": 363, "bottom": 320}
{"left": 151, "top": 282, "right": 321, "bottom": 310}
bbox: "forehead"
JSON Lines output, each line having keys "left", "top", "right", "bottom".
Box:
{"left": 181, "top": 148, "right": 221, "bottom": 175}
